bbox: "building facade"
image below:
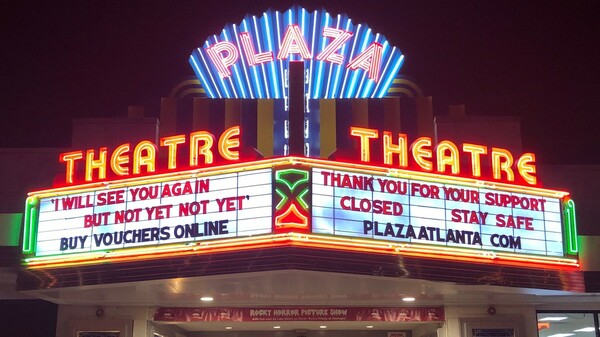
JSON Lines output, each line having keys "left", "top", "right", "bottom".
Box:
{"left": 2, "top": 6, "right": 600, "bottom": 337}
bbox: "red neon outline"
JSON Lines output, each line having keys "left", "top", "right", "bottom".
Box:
{"left": 239, "top": 32, "right": 273, "bottom": 67}
{"left": 31, "top": 156, "right": 569, "bottom": 198}
{"left": 275, "top": 203, "right": 308, "bottom": 229}
{"left": 23, "top": 233, "right": 579, "bottom": 271}
{"left": 346, "top": 42, "right": 383, "bottom": 82}
{"left": 206, "top": 41, "right": 240, "bottom": 79}
{"left": 316, "top": 27, "right": 353, "bottom": 64}
{"left": 277, "top": 24, "right": 312, "bottom": 60}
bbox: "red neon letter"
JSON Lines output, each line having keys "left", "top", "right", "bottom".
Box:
{"left": 60, "top": 151, "right": 83, "bottom": 184}
{"left": 205, "top": 41, "right": 239, "bottom": 79}
{"left": 346, "top": 42, "right": 383, "bottom": 82}
{"left": 316, "top": 27, "right": 353, "bottom": 64}
{"left": 239, "top": 32, "right": 273, "bottom": 67}
{"left": 277, "top": 25, "right": 312, "bottom": 60}
{"left": 350, "top": 127, "right": 378, "bottom": 162}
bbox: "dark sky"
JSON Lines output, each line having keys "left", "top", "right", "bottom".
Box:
{"left": 2, "top": 0, "right": 599, "bottom": 164}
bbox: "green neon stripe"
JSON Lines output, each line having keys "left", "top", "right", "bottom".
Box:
{"left": 275, "top": 168, "right": 309, "bottom": 192}
{"left": 22, "top": 197, "right": 38, "bottom": 254}
{"left": 275, "top": 188, "right": 288, "bottom": 210}
{"left": 297, "top": 188, "right": 309, "bottom": 210}
{"left": 563, "top": 199, "right": 578, "bottom": 255}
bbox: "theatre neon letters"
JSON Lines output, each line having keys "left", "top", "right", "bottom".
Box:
{"left": 57, "top": 125, "right": 537, "bottom": 186}
{"left": 350, "top": 126, "right": 537, "bottom": 185}
{"left": 59, "top": 126, "right": 241, "bottom": 184}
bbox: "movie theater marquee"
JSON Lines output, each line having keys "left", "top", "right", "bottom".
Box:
{"left": 22, "top": 123, "right": 574, "bottom": 263}
{"left": 22, "top": 6, "right": 578, "bottom": 269}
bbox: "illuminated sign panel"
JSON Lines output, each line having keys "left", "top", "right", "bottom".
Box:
{"left": 21, "top": 3, "right": 577, "bottom": 271}
{"left": 27, "top": 119, "right": 578, "bottom": 268}
{"left": 33, "top": 169, "right": 272, "bottom": 257}
{"left": 348, "top": 126, "right": 538, "bottom": 185}
{"left": 59, "top": 126, "right": 243, "bottom": 185}
{"left": 312, "top": 168, "right": 563, "bottom": 257}
{"left": 23, "top": 157, "right": 577, "bottom": 269}
{"left": 190, "top": 6, "right": 404, "bottom": 99}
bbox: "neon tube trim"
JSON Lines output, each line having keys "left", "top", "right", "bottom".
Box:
{"left": 563, "top": 199, "right": 578, "bottom": 254}
{"left": 189, "top": 6, "right": 404, "bottom": 99}
{"left": 24, "top": 157, "right": 572, "bottom": 268}
{"left": 29, "top": 157, "right": 569, "bottom": 199}
{"left": 23, "top": 232, "right": 579, "bottom": 270}
{"left": 22, "top": 197, "right": 37, "bottom": 254}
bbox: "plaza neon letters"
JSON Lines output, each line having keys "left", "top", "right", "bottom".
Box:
{"left": 206, "top": 24, "right": 384, "bottom": 83}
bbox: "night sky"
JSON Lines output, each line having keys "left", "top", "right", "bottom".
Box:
{"left": 2, "top": 1, "right": 599, "bottom": 164}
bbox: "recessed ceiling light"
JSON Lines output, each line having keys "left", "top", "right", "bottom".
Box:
{"left": 538, "top": 316, "right": 567, "bottom": 322}
{"left": 273, "top": 326, "right": 281, "bottom": 329}
{"left": 574, "top": 327, "right": 595, "bottom": 332}
{"left": 402, "top": 296, "right": 416, "bottom": 302}
{"left": 320, "top": 326, "right": 327, "bottom": 329}
{"left": 547, "top": 334, "right": 574, "bottom": 337}
{"left": 225, "top": 327, "right": 233, "bottom": 330}
{"left": 200, "top": 296, "right": 214, "bottom": 302}
{"left": 366, "top": 325, "right": 374, "bottom": 329}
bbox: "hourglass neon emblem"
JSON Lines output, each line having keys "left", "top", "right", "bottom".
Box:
{"left": 273, "top": 167, "right": 311, "bottom": 232}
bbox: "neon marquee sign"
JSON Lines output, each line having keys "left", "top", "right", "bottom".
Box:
{"left": 312, "top": 167, "right": 563, "bottom": 257}
{"left": 22, "top": 156, "right": 578, "bottom": 270}
{"left": 349, "top": 126, "right": 537, "bottom": 185}
{"left": 58, "top": 126, "right": 242, "bottom": 185}
{"left": 189, "top": 6, "right": 404, "bottom": 99}
{"left": 33, "top": 125, "right": 577, "bottom": 266}
{"left": 27, "top": 168, "right": 273, "bottom": 257}
{"left": 56, "top": 125, "right": 537, "bottom": 186}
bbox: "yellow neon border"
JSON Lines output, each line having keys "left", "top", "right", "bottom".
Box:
{"left": 23, "top": 232, "right": 579, "bottom": 270}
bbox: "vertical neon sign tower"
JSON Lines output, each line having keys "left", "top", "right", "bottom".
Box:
{"left": 189, "top": 6, "right": 405, "bottom": 157}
